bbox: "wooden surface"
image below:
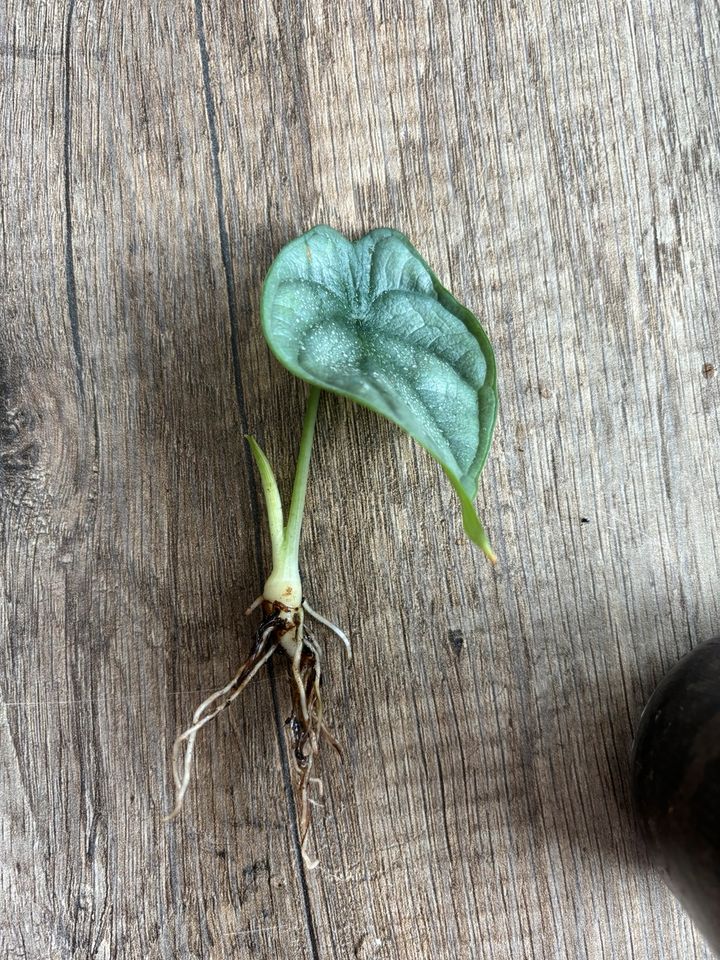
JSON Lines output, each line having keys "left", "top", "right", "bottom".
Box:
{"left": 2, "top": 0, "right": 719, "bottom": 957}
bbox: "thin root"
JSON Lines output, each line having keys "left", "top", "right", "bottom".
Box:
{"left": 245, "top": 594, "right": 264, "bottom": 616}
{"left": 291, "top": 629, "right": 309, "bottom": 723}
{"left": 320, "top": 720, "right": 343, "bottom": 755}
{"left": 286, "top": 625, "right": 331, "bottom": 868}
{"left": 165, "top": 617, "right": 279, "bottom": 821}
{"left": 302, "top": 844, "right": 320, "bottom": 871}
{"left": 302, "top": 600, "right": 352, "bottom": 659}
{"left": 166, "top": 595, "right": 348, "bottom": 872}
{"left": 309, "top": 775, "right": 324, "bottom": 798}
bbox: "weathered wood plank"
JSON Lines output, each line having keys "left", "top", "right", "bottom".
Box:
{"left": 2, "top": 2, "right": 312, "bottom": 958}
{"left": 2, "top": 0, "right": 719, "bottom": 958}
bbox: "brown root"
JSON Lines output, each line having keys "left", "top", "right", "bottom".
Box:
{"left": 284, "top": 626, "right": 345, "bottom": 869}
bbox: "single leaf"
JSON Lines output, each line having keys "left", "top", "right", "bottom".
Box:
{"left": 261, "top": 226, "right": 498, "bottom": 560}
{"left": 246, "top": 434, "right": 284, "bottom": 565}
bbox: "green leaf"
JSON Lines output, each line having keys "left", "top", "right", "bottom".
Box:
{"left": 245, "top": 435, "right": 284, "bottom": 565}
{"left": 261, "top": 226, "right": 498, "bottom": 560}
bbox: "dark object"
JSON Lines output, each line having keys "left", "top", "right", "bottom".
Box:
{"left": 632, "top": 638, "right": 720, "bottom": 955}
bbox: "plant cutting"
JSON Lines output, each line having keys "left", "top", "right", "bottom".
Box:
{"left": 167, "top": 226, "right": 498, "bottom": 864}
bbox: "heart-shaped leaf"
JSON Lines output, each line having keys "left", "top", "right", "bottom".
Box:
{"left": 261, "top": 226, "right": 498, "bottom": 560}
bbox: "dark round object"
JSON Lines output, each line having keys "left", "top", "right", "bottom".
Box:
{"left": 632, "top": 638, "right": 720, "bottom": 954}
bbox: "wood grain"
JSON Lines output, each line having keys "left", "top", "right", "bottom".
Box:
{"left": 2, "top": 0, "right": 719, "bottom": 957}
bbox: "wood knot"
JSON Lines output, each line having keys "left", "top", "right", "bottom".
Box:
{"left": 0, "top": 362, "right": 95, "bottom": 536}
{"left": 0, "top": 375, "right": 41, "bottom": 487}
{"left": 0, "top": 403, "right": 40, "bottom": 479}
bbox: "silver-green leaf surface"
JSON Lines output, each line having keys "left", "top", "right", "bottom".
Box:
{"left": 261, "top": 226, "right": 498, "bottom": 559}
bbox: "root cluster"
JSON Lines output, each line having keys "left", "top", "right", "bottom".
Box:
{"left": 167, "top": 597, "right": 350, "bottom": 868}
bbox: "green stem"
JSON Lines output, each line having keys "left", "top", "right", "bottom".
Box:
{"left": 281, "top": 385, "right": 321, "bottom": 568}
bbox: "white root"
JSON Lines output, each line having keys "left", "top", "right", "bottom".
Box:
{"left": 302, "top": 845, "right": 320, "bottom": 871}
{"left": 309, "top": 775, "right": 324, "bottom": 798}
{"left": 166, "top": 593, "right": 349, "bottom": 872}
{"left": 165, "top": 622, "right": 278, "bottom": 821}
{"left": 302, "top": 600, "right": 352, "bottom": 659}
{"left": 291, "top": 619, "right": 309, "bottom": 722}
{"left": 245, "top": 594, "right": 264, "bottom": 616}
